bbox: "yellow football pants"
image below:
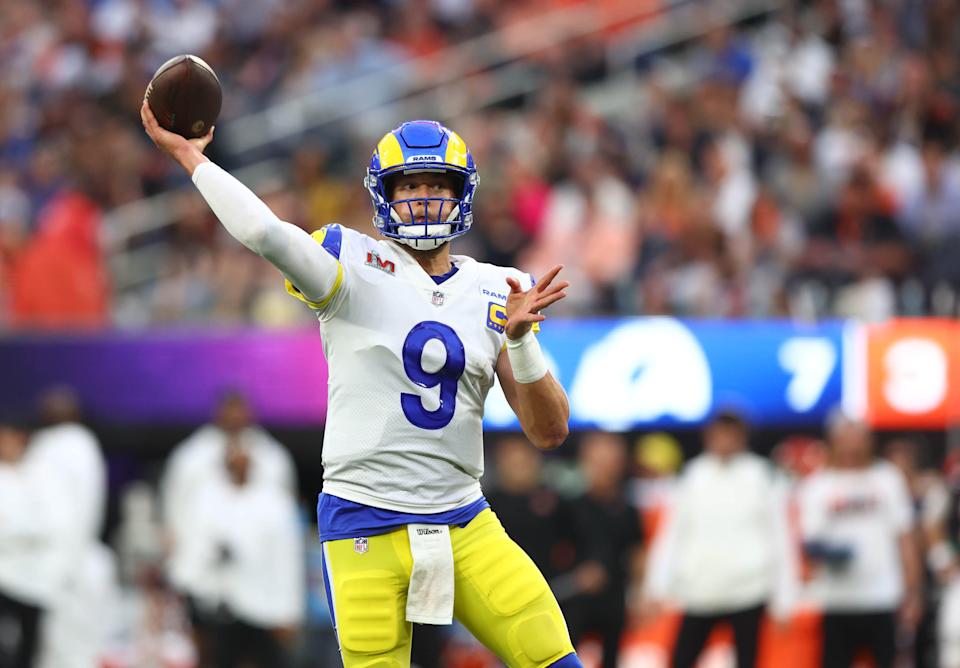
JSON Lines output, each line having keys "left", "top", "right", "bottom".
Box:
{"left": 321, "top": 508, "right": 576, "bottom": 668}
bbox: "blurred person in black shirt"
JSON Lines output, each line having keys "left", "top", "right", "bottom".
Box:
{"left": 885, "top": 436, "right": 946, "bottom": 668}
{"left": 560, "top": 432, "right": 644, "bottom": 668}
{"left": 415, "top": 434, "right": 572, "bottom": 668}
{"left": 487, "top": 434, "right": 571, "bottom": 580}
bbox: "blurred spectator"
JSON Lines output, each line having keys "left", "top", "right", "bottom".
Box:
{"left": 0, "top": 165, "right": 29, "bottom": 287}
{"left": 487, "top": 434, "right": 571, "bottom": 580}
{"left": 160, "top": 390, "right": 295, "bottom": 665}
{"left": 628, "top": 431, "right": 683, "bottom": 544}
{"left": 926, "top": 451, "right": 960, "bottom": 668}
{"left": 642, "top": 408, "right": 797, "bottom": 668}
{"left": 106, "top": 481, "right": 191, "bottom": 668}
{"left": 0, "top": 388, "right": 115, "bottom": 668}
{"left": 0, "top": 413, "right": 46, "bottom": 668}
{"left": 8, "top": 190, "right": 110, "bottom": 329}
{"left": 100, "top": 568, "right": 196, "bottom": 668}
{"left": 28, "top": 386, "right": 107, "bottom": 550}
{"left": 771, "top": 434, "right": 827, "bottom": 483}
{"left": 24, "top": 386, "right": 114, "bottom": 668}
{"left": 559, "top": 432, "right": 643, "bottom": 668}
{"left": 885, "top": 436, "right": 949, "bottom": 668}
{"left": 795, "top": 160, "right": 908, "bottom": 321}
{"left": 797, "top": 411, "right": 922, "bottom": 668}
{"left": 899, "top": 132, "right": 960, "bottom": 299}
{"left": 175, "top": 442, "right": 304, "bottom": 668}
{"left": 161, "top": 390, "right": 295, "bottom": 550}
{"left": 37, "top": 543, "right": 119, "bottom": 668}
{"left": 147, "top": 0, "right": 219, "bottom": 60}
{"left": 0, "top": 0, "right": 958, "bottom": 327}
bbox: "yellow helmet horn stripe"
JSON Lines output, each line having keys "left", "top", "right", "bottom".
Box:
{"left": 376, "top": 132, "right": 405, "bottom": 170}
{"left": 444, "top": 130, "right": 468, "bottom": 168}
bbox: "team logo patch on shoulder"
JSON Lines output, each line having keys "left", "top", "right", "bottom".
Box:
{"left": 365, "top": 251, "right": 395, "bottom": 275}
{"left": 486, "top": 301, "right": 507, "bottom": 333}
{"left": 354, "top": 537, "right": 369, "bottom": 554}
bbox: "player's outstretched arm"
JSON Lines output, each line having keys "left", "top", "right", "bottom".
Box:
{"left": 140, "top": 101, "right": 340, "bottom": 304}
{"left": 495, "top": 265, "right": 570, "bottom": 450}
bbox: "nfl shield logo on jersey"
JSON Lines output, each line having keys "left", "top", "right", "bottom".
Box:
{"left": 432, "top": 291, "right": 445, "bottom": 306}
{"left": 354, "top": 537, "right": 368, "bottom": 554}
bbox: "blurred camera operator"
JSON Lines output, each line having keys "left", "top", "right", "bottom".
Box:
{"left": 797, "top": 410, "right": 922, "bottom": 668}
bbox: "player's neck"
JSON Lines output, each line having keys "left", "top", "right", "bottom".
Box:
{"left": 400, "top": 242, "right": 453, "bottom": 277}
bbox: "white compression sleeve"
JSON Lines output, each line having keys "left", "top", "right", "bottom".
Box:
{"left": 191, "top": 162, "right": 340, "bottom": 302}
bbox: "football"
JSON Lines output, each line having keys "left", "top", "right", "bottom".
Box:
{"left": 145, "top": 55, "right": 222, "bottom": 139}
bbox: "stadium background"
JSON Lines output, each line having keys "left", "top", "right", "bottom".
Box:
{"left": 1, "top": 0, "right": 959, "bottom": 666}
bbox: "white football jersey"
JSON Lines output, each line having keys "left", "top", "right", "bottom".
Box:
{"left": 288, "top": 225, "right": 533, "bottom": 513}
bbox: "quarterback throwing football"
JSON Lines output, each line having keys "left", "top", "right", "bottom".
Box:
{"left": 142, "top": 102, "right": 582, "bottom": 668}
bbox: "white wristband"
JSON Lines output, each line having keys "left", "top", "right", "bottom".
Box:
{"left": 506, "top": 330, "right": 548, "bottom": 384}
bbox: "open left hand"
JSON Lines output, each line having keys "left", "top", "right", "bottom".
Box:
{"left": 504, "top": 264, "right": 569, "bottom": 340}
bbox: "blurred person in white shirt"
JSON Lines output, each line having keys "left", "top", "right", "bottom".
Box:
{"left": 160, "top": 390, "right": 296, "bottom": 665}
{"left": 797, "top": 411, "right": 922, "bottom": 668}
{"left": 162, "top": 391, "right": 295, "bottom": 544}
{"left": 0, "top": 414, "right": 50, "bottom": 668}
{"left": 162, "top": 393, "right": 295, "bottom": 575}
{"left": 23, "top": 386, "right": 115, "bottom": 668}
{"left": 36, "top": 543, "right": 119, "bottom": 668}
{"left": 26, "top": 386, "right": 107, "bottom": 559}
{"left": 642, "top": 408, "right": 797, "bottom": 668}
{"left": 177, "top": 442, "right": 305, "bottom": 667}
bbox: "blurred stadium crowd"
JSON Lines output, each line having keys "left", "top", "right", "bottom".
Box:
{"left": 0, "top": 0, "right": 959, "bottom": 329}
{"left": 4, "top": 388, "right": 960, "bottom": 668}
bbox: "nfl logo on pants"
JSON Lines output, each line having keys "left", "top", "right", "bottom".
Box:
{"left": 354, "top": 537, "right": 368, "bottom": 554}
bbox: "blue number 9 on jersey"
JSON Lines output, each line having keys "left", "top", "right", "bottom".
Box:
{"left": 401, "top": 321, "right": 466, "bottom": 429}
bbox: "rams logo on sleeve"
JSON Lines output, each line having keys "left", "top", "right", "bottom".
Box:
{"left": 486, "top": 302, "right": 507, "bottom": 333}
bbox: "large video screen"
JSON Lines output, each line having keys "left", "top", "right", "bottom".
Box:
{"left": 1, "top": 319, "right": 956, "bottom": 429}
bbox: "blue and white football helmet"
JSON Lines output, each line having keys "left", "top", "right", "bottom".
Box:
{"left": 364, "top": 120, "right": 479, "bottom": 251}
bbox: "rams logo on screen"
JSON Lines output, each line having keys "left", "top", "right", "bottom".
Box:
{"left": 486, "top": 302, "right": 507, "bottom": 333}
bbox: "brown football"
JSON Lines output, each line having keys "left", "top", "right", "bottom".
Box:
{"left": 145, "top": 55, "right": 222, "bottom": 139}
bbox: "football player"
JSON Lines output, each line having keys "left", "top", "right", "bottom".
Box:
{"left": 141, "top": 102, "right": 583, "bottom": 668}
